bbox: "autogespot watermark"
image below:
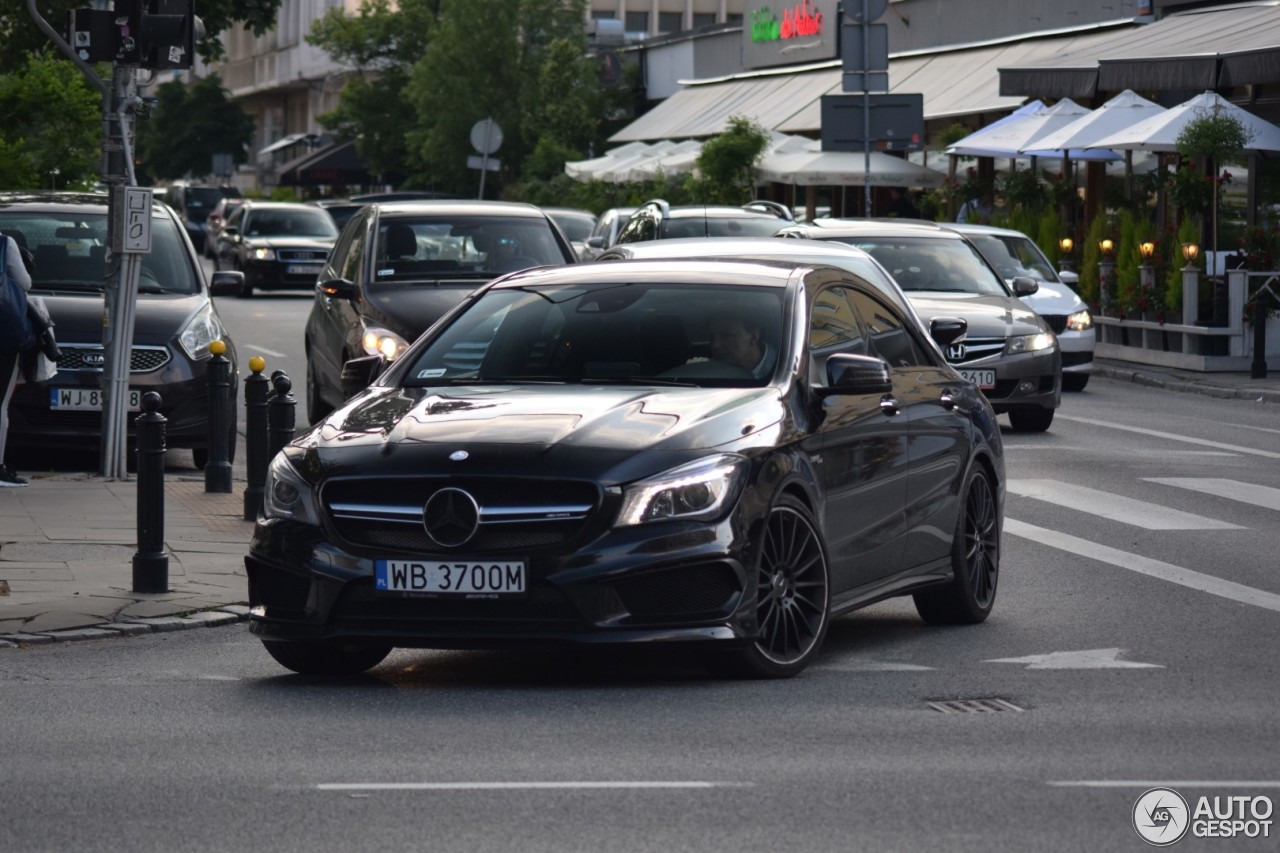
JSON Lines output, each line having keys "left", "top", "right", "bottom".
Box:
{"left": 1133, "top": 787, "right": 1274, "bottom": 845}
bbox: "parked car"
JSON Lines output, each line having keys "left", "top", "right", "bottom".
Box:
{"left": 203, "top": 197, "right": 245, "bottom": 259}
{"left": 542, "top": 206, "right": 597, "bottom": 258}
{"left": 309, "top": 198, "right": 365, "bottom": 232}
{"left": 579, "top": 206, "right": 637, "bottom": 260}
{"left": 941, "top": 222, "right": 1094, "bottom": 391}
{"left": 614, "top": 198, "right": 794, "bottom": 244}
{"left": 212, "top": 200, "right": 340, "bottom": 297}
{"left": 777, "top": 219, "right": 1061, "bottom": 432}
{"left": 166, "top": 182, "right": 241, "bottom": 253}
{"left": 303, "top": 199, "right": 578, "bottom": 423}
{"left": 0, "top": 192, "right": 244, "bottom": 468}
{"left": 247, "top": 258, "right": 1005, "bottom": 678}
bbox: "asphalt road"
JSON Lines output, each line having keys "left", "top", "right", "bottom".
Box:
{"left": 2, "top": 291, "right": 1277, "bottom": 852}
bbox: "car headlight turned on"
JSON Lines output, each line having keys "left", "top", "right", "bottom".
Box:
{"left": 616, "top": 454, "right": 747, "bottom": 527}
{"left": 362, "top": 326, "right": 410, "bottom": 361}
{"left": 262, "top": 450, "right": 322, "bottom": 526}
{"left": 1065, "top": 309, "right": 1093, "bottom": 331}
{"left": 178, "top": 302, "right": 227, "bottom": 360}
{"left": 1005, "top": 331, "right": 1057, "bottom": 355}
{"left": 252, "top": 247, "right": 276, "bottom": 261}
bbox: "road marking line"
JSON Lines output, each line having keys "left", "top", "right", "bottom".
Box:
{"left": 244, "top": 344, "right": 287, "bottom": 358}
{"left": 1145, "top": 478, "right": 1280, "bottom": 513}
{"left": 1056, "top": 414, "right": 1280, "bottom": 459}
{"left": 1004, "top": 518, "right": 1280, "bottom": 613}
{"left": 316, "top": 782, "right": 752, "bottom": 791}
{"left": 814, "top": 658, "right": 935, "bottom": 672}
{"left": 1049, "top": 781, "right": 1280, "bottom": 788}
{"left": 986, "top": 648, "right": 1162, "bottom": 669}
{"left": 1006, "top": 480, "right": 1243, "bottom": 530}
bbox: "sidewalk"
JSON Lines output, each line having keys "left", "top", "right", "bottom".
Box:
{"left": 2, "top": 360, "right": 1279, "bottom": 649}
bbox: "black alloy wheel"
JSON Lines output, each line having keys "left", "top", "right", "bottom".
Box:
{"left": 715, "top": 494, "right": 830, "bottom": 678}
{"left": 914, "top": 466, "right": 1000, "bottom": 624}
{"left": 261, "top": 638, "right": 393, "bottom": 676}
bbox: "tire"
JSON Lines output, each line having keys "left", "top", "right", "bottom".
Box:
{"left": 712, "top": 494, "right": 830, "bottom": 679}
{"left": 261, "top": 638, "right": 393, "bottom": 676}
{"left": 1007, "top": 406, "right": 1054, "bottom": 432}
{"left": 307, "top": 367, "right": 333, "bottom": 424}
{"left": 914, "top": 465, "right": 1000, "bottom": 625}
{"left": 1062, "top": 373, "right": 1089, "bottom": 392}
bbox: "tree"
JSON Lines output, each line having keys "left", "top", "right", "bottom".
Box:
{"left": 306, "top": 0, "right": 441, "bottom": 182}
{"left": 404, "top": 0, "right": 588, "bottom": 195}
{"left": 694, "top": 115, "right": 770, "bottom": 203}
{"left": 0, "top": 0, "right": 287, "bottom": 71}
{"left": 0, "top": 53, "right": 100, "bottom": 189}
{"left": 1176, "top": 108, "right": 1252, "bottom": 274}
{"left": 135, "top": 75, "right": 254, "bottom": 182}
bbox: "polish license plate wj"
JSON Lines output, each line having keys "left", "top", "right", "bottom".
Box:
{"left": 50, "top": 388, "right": 142, "bottom": 411}
{"left": 376, "top": 559, "right": 526, "bottom": 596}
{"left": 287, "top": 264, "right": 324, "bottom": 276}
{"left": 959, "top": 369, "right": 996, "bottom": 390}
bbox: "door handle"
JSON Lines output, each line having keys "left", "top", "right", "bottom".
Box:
{"left": 879, "top": 396, "right": 900, "bottom": 416}
{"left": 940, "top": 391, "right": 956, "bottom": 410}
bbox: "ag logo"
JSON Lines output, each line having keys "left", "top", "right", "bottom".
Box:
{"left": 1133, "top": 787, "right": 1190, "bottom": 845}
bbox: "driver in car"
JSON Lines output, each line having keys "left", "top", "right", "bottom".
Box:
{"left": 707, "top": 310, "right": 776, "bottom": 378}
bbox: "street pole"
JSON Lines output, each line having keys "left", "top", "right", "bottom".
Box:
{"left": 862, "top": 0, "right": 872, "bottom": 218}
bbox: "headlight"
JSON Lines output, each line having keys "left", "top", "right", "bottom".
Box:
{"left": 261, "top": 452, "right": 321, "bottom": 526}
{"left": 178, "top": 302, "right": 226, "bottom": 360}
{"left": 616, "top": 454, "right": 746, "bottom": 527}
{"left": 252, "top": 247, "right": 276, "bottom": 261}
{"left": 362, "top": 326, "right": 410, "bottom": 361}
{"left": 1065, "top": 309, "right": 1092, "bottom": 331}
{"left": 1005, "top": 331, "right": 1056, "bottom": 355}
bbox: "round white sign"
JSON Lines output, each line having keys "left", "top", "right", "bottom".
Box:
{"left": 470, "top": 118, "right": 503, "bottom": 155}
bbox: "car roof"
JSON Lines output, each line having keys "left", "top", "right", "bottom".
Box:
{"left": 600, "top": 235, "right": 877, "bottom": 263}
{"left": 0, "top": 191, "right": 168, "bottom": 215}
{"left": 783, "top": 219, "right": 961, "bottom": 238}
{"left": 939, "top": 222, "right": 1029, "bottom": 238}
{"left": 488, "top": 258, "right": 803, "bottom": 291}
{"left": 370, "top": 200, "right": 553, "bottom": 218}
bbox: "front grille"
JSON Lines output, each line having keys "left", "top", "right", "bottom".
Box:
{"left": 322, "top": 476, "right": 600, "bottom": 555}
{"left": 57, "top": 344, "right": 171, "bottom": 373}
{"left": 277, "top": 250, "right": 328, "bottom": 263}
{"left": 332, "top": 577, "right": 583, "bottom": 625}
{"left": 1041, "top": 315, "right": 1067, "bottom": 334}
{"left": 613, "top": 562, "right": 741, "bottom": 621}
{"left": 946, "top": 336, "right": 1004, "bottom": 365}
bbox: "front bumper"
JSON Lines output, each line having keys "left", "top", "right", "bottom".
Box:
{"left": 956, "top": 347, "right": 1061, "bottom": 414}
{"left": 246, "top": 512, "right": 756, "bottom": 649}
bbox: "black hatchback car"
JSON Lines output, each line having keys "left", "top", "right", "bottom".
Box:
{"left": 247, "top": 259, "right": 1005, "bottom": 678}
{"left": 212, "top": 200, "right": 340, "bottom": 297}
{"left": 303, "top": 200, "right": 576, "bottom": 423}
{"left": 0, "top": 192, "right": 243, "bottom": 468}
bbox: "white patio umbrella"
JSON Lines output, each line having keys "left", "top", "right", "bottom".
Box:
{"left": 1024, "top": 90, "right": 1165, "bottom": 153}
{"left": 947, "top": 99, "right": 1120, "bottom": 161}
{"left": 593, "top": 140, "right": 680, "bottom": 183}
{"left": 564, "top": 141, "right": 655, "bottom": 182}
{"left": 618, "top": 139, "right": 703, "bottom": 182}
{"left": 1086, "top": 90, "right": 1280, "bottom": 153}
{"left": 757, "top": 137, "right": 946, "bottom": 187}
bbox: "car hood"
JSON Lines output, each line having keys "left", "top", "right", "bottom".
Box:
{"left": 364, "top": 281, "right": 494, "bottom": 341}
{"left": 244, "top": 237, "right": 335, "bottom": 252}
{"left": 1012, "top": 279, "right": 1087, "bottom": 316}
{"left": 904, "top": 293, "right": 1047, "bottom": 337}
{"left": 34, "top": 292, "right": 211, "bottom": 346}
{"left": 306, "top": 384, "right": 783, "bottom": 479}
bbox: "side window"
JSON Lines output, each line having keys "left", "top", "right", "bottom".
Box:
{"left": 809, "top": 286, "right": 867, "bottom": 384}
{"left": 326, "top": 212, "right": 361, "bottom": 281}
{"left": 340, "top": 217, "right": 367, "bottom": 283}
{"left": 847, "top": 289, "right": 932, "bottom": 368}
{"left": 225, "top": 206, "right": 245, "bottom": 231}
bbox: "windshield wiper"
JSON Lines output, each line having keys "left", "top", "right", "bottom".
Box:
{"left": 439, "top": 376, "right": 568, "bottom": 385}
{"left": 580, "top": 377, "right": 699, "bottom": 387}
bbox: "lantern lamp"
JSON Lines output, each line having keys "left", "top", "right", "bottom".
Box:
{"left": 1099, "top": 238, "right": 1115, "bottom": 256}
{"left": 1138, "top": 240, "right": 1156, "bottom": 261}
{"left": 1181, "top": 242, "right": 1200, "bottom": 264}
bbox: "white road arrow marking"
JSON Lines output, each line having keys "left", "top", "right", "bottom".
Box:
{"left": 1007, "top": 480, "right": 1243, "bottom": 529}
{"left": 1145, "top": 478, "right": 1280, "bottom": 513}
{"left": 986, "top": 648, "right": 1163, "bottom": 669}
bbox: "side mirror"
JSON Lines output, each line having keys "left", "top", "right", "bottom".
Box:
{"left": 221, "top": 226, "right": 239, "bottom": 239}
{"left": 1011, "top": 276, "right": 1039, "bottom": 296}
{"left": 585, "top": 235, "right": 605, "bottom": 249}
{"left": 209, "top": 270, "right": 244, "bottom": 297}
{"left": 1058, "top": 270, "right": 1079, "bottom": 285}
{"left": 318, "top": 277, "right": 358, "bottom": 300}
{"left": 930, "top": 316, "right": 968, "bottom": 348}
{"left": 341, "top": 354, "right": 385, "bottom": 400}
{"left": 816, "top": 353, "right": 892, "bottom": 397}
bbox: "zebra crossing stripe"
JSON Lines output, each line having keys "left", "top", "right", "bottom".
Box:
{"left": 1004, "top": 518, "right": 1280, "bottom": 613}
{"left": 1056, "top": 415, "right": 1280, "bottom": 459}
{"left": 1145, "top": 478, "right": 1280, "bottom": 513}
{"left": 1007, "top": 480, "right": 1243, "bottom": 530}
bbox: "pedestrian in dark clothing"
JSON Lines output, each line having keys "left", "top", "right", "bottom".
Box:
{"left": 886, "top": 187, "right": 921, "bottom": 219}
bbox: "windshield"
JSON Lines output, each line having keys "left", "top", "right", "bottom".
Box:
{"left": 0, "top": 210, "right": 198, "bottom": 294}
{"left": 666, "top": 216, "right": 787, "bottom": 239}
{"left": 966, "top": 233, "right": 1059, "bottom": 283}
{"left": 244, "top": 208, "right": 339, "bottom": 238}
{"left": 549, "top": 212, "right": 595, "bottom": 242}
{"left": 374, "top": 216, "right": 569, "bottom": 281}
{"left": 400, "top": 282, "right": 785, "bottom": 388}
{"left": 825, "top": 236, "right": 1010, "bottom": 296}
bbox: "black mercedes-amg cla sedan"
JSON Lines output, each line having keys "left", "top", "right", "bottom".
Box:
{"left": 246, "top": 258, "right": 1005, "bottom": 678}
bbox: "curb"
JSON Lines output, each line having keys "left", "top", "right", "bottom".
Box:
{"left": 1093, "top": 365, "right": 1280, "bottom": 404}
{"left": 0, "top": 604, "right": 251, "bottom": 649}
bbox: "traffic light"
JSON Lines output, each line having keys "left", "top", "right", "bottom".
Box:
{"left": 67, "top": 0, "right": 196, "bottom": 69}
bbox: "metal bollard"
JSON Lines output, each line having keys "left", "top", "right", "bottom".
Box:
{"left": 133, "top": 391, "right": 169, "bottom": 593}
{"left": 1252, "top": 299, "right": 1268, "bottom": 379}
{"left": 205, "top": 340, "right": 232, "bottom": 493}
{"left": 267, "top": 372, "right": 297, "bottom": 460}
{"left": 243, "top": 356, "right": 269, "bottom": 520}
